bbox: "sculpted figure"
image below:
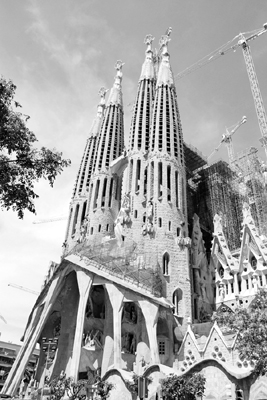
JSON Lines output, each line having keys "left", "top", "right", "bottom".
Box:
{"left": 114, "top": 193, "right": 131, "bottom": 245}
{"left": 219, "top": 284, "right": 225, "bottom": 300}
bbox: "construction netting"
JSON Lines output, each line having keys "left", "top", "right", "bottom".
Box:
{"left": 67, "top": 237, "right": 163, "bottom": 297}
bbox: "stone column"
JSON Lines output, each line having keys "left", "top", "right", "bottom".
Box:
{"left": 233, "top": 272, "right": 239, "bottom": 295}
{"left": 67, "top": 270, "right": 93, "bottom": 380}
{"left": 3, "top": 275, "right": 65, "bottom": 395}
{"left": 105, "top": 284, "right": 124, "bottom": 368}
{"left": 139, "top": 300, "right": 159, "bottom": 364}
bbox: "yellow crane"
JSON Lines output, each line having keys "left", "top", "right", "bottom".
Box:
{"left": 208, "top": 116, "right": 247, "bottom": 164}
{"left": 175, "top": 23, "right": 267, "bottom": 156}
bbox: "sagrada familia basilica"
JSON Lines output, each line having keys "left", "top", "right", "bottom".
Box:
{"left": 2, "top": 30, "right": 267, "bottom": 399}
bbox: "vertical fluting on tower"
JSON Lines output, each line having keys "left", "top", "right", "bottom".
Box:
{"left": 86, "top": 61, "right": 125, "bottom": 242}
{"left": 124, "top": 34, "right": 156, "bottom": 252}
{"left": 148, "top": 33, "right": 186, "bottom": 219}
{"left": 125, "top": 30, "right": 191, "bottom": 321}
{"left": 64, "top": 88, "right": 107, "bottom": 250}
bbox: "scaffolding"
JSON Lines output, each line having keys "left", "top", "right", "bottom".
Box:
{"left": 190, "top": 146, "right": 267, "bottom": 252}
{"left": 193, "top": 160, "right": 243, "bottom": 251}
{"left": 67, "top": 237, "right": 163, "bottom": 297}
{"left": 233, "top": 147, "right": 267, "bottom": 237}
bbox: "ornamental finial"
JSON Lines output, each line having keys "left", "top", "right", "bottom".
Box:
{"left": 166, "top": 27, "right": 172, "bottom": 37}
{"left": 159, "top": 34, "right": 171, "bottom": 50}
{"left": 114, "top": 60, "right": 125, "bottom": 73}
{"left": 144, "top": 34, "right": 155, "bottom": 46}
{"left": 98, "top": 87, "right": 108, "bottom": 99}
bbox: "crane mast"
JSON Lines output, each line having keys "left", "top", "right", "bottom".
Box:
{"left": 8, "top": 283, "right": 39, "bottom": 295}
{"left": 239, "top": 28, "right": 267, "bottom": 156}
{"left": 207, "top": 116, "right": 246, "bottom": 163}
{"left": 175, "top": 22, "right": 267, "bottom": 158}
{"left": 223, "top": 116, "right": 247, "bottom": 163}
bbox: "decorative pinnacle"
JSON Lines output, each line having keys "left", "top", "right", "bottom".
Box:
{"left": 98, "top": 87, "right": 108, "bottom": 99}
{"left": 144, "top": 34, "right": 155, "bottom": 47}
{"left": 159, "top": 34, "right": 171, "bottom": 50}
{"left": 114, "top": 60, "right": 125, "bottom": 73}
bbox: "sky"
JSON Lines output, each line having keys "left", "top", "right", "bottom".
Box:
{"left": 0, "top": 0, "right": 267, "bottom": 344}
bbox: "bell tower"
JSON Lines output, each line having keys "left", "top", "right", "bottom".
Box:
{"left": 125, "top": 30, "right": 191, "bottom": 322}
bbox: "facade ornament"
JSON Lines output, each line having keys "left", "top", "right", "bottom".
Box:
{"left": 176, "top": 236, "right": 191, "bottom": 249}
{"left": 77, "top": 215, "right": 89, "bottom": 243}
{"left": 219, "top": 283, "right": 225, "bottom": 300}
{"left": 242, "top": 202, "right": 252, "bottom": 220}
{"left": 142, "top": 200, "right": 154, "bottom": 236}
{"left": 144, "top": 34, "right": 155, "bottom": 51}
{"left": 261, "top": 160, "right": 267, "bottom": 187}
{"left": 213, "top": 213, "right": 223, "bottom": 234}
{"left": 114, "top": 193, "right": 131, "bottom": 245}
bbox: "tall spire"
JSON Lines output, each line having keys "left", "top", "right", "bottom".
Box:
{"left": 85, "top": 61, "right": 125, "bottom": 240}
{"left": 72, "top": 87, "right": 107, "bottom": 198}
{"left": 128, "top": 34, "right": 156, "bottom": 152}
{"left": 64, "top": 87, "right": 108, "bottom": 248}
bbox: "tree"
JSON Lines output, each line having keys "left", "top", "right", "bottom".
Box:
{"left": 0, "top": 77, "right": 71, "bottom": 218}
{"left": 161, "top": 372, "right": 206, "bottom": 400}
{"left": 49, "top": 372, "right": 113, "bottom": 400}
{"left": 213, "top": 288, "right": 267, "bottom": 377}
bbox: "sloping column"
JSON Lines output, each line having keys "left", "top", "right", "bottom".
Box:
{"left": 105, "top": 284, "right": 124, "bottom": 368}
{"left": 139, "top": 300, "right": 159, "bottom": 364}
{"left": 3, "top": 274, "right": 65, "bottom": 395}
{"left": 67, "top": 270, "right": 93, "bottom": 380}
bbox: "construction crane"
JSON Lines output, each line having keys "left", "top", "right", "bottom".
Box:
{"left": 8, "top": 283, "right": 39, "bottom": 296}
{"left": 208, "top": 116, "right": 247, "bottom": 163}
{"left": 33, "top": 215, "right": 67, "bottom": 224}
{"left": 175, "top": 23, "right": 267, "bottom": 156}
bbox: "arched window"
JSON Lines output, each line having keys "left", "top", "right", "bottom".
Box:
{"left": 173, "top": 288, "right": 183, "bottom": 315}
{"left": 163, "top": 252, "right": 170, "bottom": 275}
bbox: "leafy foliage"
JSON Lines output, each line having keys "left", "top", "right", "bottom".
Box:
{"left": 49, "top": 375, "right": 88, "bottom": 400}
{"left": 49, "top": 373, "right": 113, "bottom": 400}
{"left": 213, "top": 289, "right": 267, "bottom": 377}
{"left": 94, "top": 375, "right": 114, "bottom": 400}
{"left": 161, "top": 372, "right": 206, "bottom": 400}
{"left": 0, "top": 77, "right": 71, "bottom": 218}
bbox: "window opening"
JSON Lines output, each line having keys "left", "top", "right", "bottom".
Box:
{"left": 129, "top": 160, "right": 133, "bottom": 192}
{"left": 81, "top": 201, "right": 87, "bottom": 224}
{"left": 158, "top": 341, "right": 165, "bottom": 355}
{"left": 144, "top": 167, "right": 147, "bottom": 195}
{"left": 158, "top": 217, "right": 162, "bottom": 227}
{"left": 108, "top": 178, "right": 113, "bottom": 207}
{"left": 167, "top": 165, "right": 171, "bottom": 201}
{"left": 101, "top": 178, "right": 107, "bottom": 207}
{"left": 135, "top": 160, "right": 141, "bottom": 193}
{"left": 175, "top": 171, "right": 179, "bottom": 208}
{"left": 93, "top": 180, "right": 100, "bottom": 209}
{"left": 150, "top": 161, "right": 154, "bottom": 195}
{"left": 158, "top": 162, "right": 163, "bottom": 199}
{"left": 134, "top": 210, "right": 138, "bottom": 218}
{"left": 163, "top": 252, "right": 170, "bottom": 275}
{"left": 72, "top": 204, "right": 80, "bottom": 235}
